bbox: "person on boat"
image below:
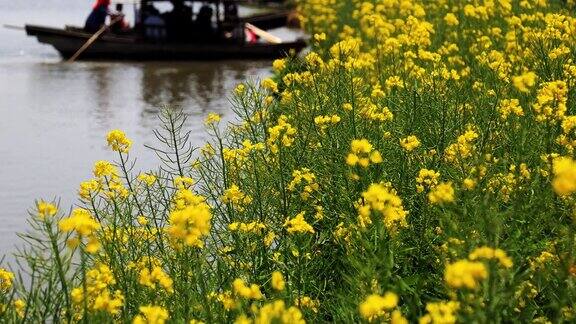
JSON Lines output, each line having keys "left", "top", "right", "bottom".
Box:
{"left": 164, "top": 0, "right": 193, "bottom": 41}
{"left": 84, "top": 0, "right": 110, "bottom": 33}
{"left": 223, "top": 1, "right": 239, "bottom": 25}
{"left": 142, "top": 5, "right": 167, "bottom": 41}
{"left": 110, "top": 3, "right": 130, "bottom": 34}
{"left": 194, "top": 4, "right": 214, "bottom": 38}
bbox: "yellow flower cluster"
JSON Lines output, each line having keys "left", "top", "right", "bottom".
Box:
{"left": 444, "top": 129, "right": 479, "bottom": 164}
{"left": 106, "top": 129, "right": 132, "bottom": 153}
{"left": 139, "top": 265, "right": 174, "bottom": 293}
{"left": 271, "top": 271, "right": 285, "bottom": 291}
{"left": 233, "top": 278, "right": 263, "bottom": 300}
{"left": 204, "top": 113, "right": 221, "bottom": 126}
{"left": 314, "top": 114, "right": 341, "bottom": 132}
{"left": 428, "top": 182, "right": 455, "bottom": 205}
{"left": 267, "top": 115, "right": 297, "bottom": 154}
{"left": 209, "top": 291, "right": 237, "bottom": 310}
{"left": 37, "top": 200, "right": 57, "bottom": 219}
{"left": 558, "top": 116, "right": 576, "bottom": 152}
{"left": 444, "top": 260, "right": 488, "bottom": 289}
{"left": 498, "top": 99, "right": 524, "bottom": 120}
{"left": 284, "top": 212, "right": 315, "bottom": 234}
{"left": 91, "top": 160, "right": 129, "bottom": 199}
{"left": 295, "top": 296, "right": 320, "bottom": 313}
{"left": 357, "top": 183, "right": 408, "bottom": 231}
{"left": 0, "top": 268, "right": 14, "bottom": 292}
{"left": 223, "top": 140, "right": 265, "bottom": 164}
{"left": 79, "top": 178, "right": 100, "bottom": 200}
{"left": 287, "top": 168, "right": 319, "bottom": 200}
{"left": 166, "top": 190, "right": 212, "bottom": 248}
{"left": 228, "top": 221, "right": 266, "bottom": 234}
{"left": 133, "top": 305, "right": 169, "bottom": 324}
{"left": 416, "top": 169, "right": 440, "bottom": 193}
{"left": 261, "top": 78, "right": 279, "bottom": 93}
{"left": 138, "top": 173, "right": 157, "bottom": 186}
{"left": 221, "top": 184, "right": 253, "bottom": 211}
{"left": 59, "top": 208, "right": 101, "bottom": 253}
{"left": 71, "top": 264, "right": 124, "bottom": 315}
{"left": 346, "top": 139, "right": 383, "bottom": 167}
{"left": 93, "top": 160, "right": 119, "bottom": 178}
{"left": 249, "top": 300, "right": 305, "bottom": 324}
{"left": 359, "top": 292, "right": 398, "bottom": 321}
{"left": 272, "top": 58, "right": 286, "bottom": 72}
{"left": 512, "top": 72, "right": 537, "bottom": 93}
{"left": 552, "top": 157, "right": 576, "bottom": 196}
{"left": 419, "top": 301, "right": 459, "bottom": 324}
{"left": 174, "top": 176, "right": 194, "bottom": 189}
{"left": 533, "top": 81, "right": 568, "bottom": 123}
{"left": 400, "top": 135, "right": 421, "bottom": 152}
{"left": 469, "top": 246, "right": 513, "bottom": 268}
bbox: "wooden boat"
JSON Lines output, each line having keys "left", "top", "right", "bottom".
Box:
{"left": 25, "top": 0, "right": 306, "bottom": 61}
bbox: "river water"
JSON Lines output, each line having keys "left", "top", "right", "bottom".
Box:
{"left": 0, "top": 0, "right": 297, "bottom": 256}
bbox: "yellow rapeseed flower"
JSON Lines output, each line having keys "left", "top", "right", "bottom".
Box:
{"left": 358, "top": 183, "right": 408, "bottom": 231}
{"left": 512, "top": 71, "right": 537, "bottom": 93}
{"left": 346, "top": 139, "right": 382, "bottom": 167}
{"left": 400, "top": 135, "right": 421, "bottom": 152}
{"left": 261, "top": 78, "right": 279, "bottom": 93}
{"left": 284, "top": 212, "right": 315, "bottom": 234}
{"left": 133, "top": 305, "right": 169, "bottom": 324}
{"left": 93, "top": 160, "right": 118, "bottom": 178}
{"left": 428, "top": 182, "right": 455, "bottom": 205}
{"left": 416, "top": 169, "right": 440, "bottom": 193}
{"left": 37, "top": 200, "right": 57, "bottom": 219}
{"left": 552, "top": 157, "right": 576, "bottom": 196}
{"left": 419, "top": 301, "right": 459, "bottom": 324}
{"left": 139, "top": 266, "right": 174, "bottom": 293}
{"left": 166, "top": 191, "right": 212, "bottom": 248}
{"left": 271, "top": 271, "right": 285, "bottom": 291}
{"left": 253, "top": 300, "right": 305, "bottom": 324}
{"left": 444, "top": 260, "right": 488, "bottom": 289}
{"left": 205, "top": 113, "right": 221, "bottom": 126}
{"left": 469, "top": 246, "right": 513, "bottom": 268}
{"left": 233, "top": 278, "right": 263, "bottom": 300}
{"left": 59, "top": 208, "right": 100, "bottom": 237}
{"left": 444, "top": 13, "right": 459, "bottom": 26}
{"left": 0, "top": 268, "right": 14, "bottom": 292}
{"left": 106, "top": 129, "right": 132, "bottom": 153}
{"left": 359, "top": 292, "right": 398, "bottom": 321}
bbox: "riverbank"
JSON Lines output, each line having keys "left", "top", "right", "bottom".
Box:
{"left": 3, "top": 0, "right": 576, "bottom": 322}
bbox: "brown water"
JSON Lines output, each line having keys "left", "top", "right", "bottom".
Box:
{"left": 0, "top": 1, "right": 300, "bottom": 255}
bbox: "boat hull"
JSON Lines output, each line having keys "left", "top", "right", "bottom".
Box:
{"left": 25, "top": 25, "right": 306, "bottom": 60}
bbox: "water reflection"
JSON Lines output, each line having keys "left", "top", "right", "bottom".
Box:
{"left": 140, "top": 61, "right": 268, "bottom": 113}
{"left": 0, "top": 59, "right": 272, "bottom": 256}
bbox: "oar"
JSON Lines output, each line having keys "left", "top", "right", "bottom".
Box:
{"left": 245, "top": 23, "right": 282, "bottom": 44}
{"left": 3, "top": 24, "right": 25, "bottom": 31}
{"left": 67, "top": 16, "right": 123, "bottom": 63}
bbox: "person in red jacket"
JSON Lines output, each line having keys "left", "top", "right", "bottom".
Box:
{"left": 84, "top": 0, "right": 111, "bottom": 33}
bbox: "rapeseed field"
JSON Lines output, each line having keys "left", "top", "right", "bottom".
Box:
{"left": 3, "top": 0, "right": 576, "bottom": 322}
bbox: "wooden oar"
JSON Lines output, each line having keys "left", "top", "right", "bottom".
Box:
{"left": 67, "top": 16, "right": 123, "bottom": 63}
{"left": 3, "top": 24, "right": 25, "bottom": 31}
{"left": 245, "top": 23, "right": 282, "bottom": 44}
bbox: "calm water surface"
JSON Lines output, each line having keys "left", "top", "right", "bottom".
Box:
{"left": 0, "top": 0, "right": 294, "bottom": 255}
